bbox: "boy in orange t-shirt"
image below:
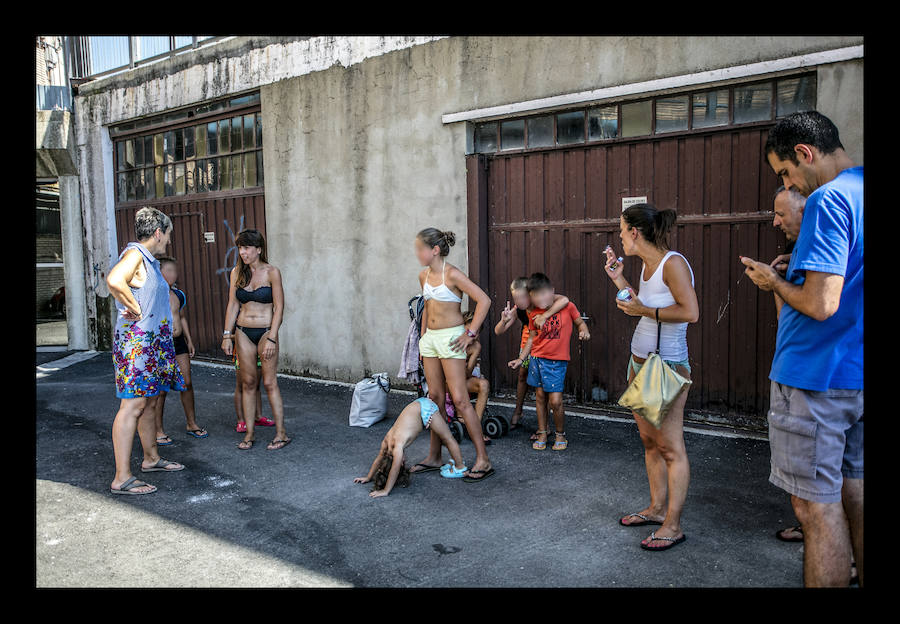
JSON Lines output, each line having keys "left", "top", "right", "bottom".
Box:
{"left": 520, "top": 273, "right": 590, "bottom": 451}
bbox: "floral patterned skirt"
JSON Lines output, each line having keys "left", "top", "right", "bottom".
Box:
{"left": 113, "top": 318, "right": 186, "bottom": 399}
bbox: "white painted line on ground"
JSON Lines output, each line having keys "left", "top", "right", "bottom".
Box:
{"left": 36, "top": 350, "right": 100, "bottom": 379}
{"left": 191, "top": 359, "right": 767, "bottom": 440}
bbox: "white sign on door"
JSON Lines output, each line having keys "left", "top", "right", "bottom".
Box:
{"left": 621, "top": 196, "right": 648, "bottom": 211}
{"left": 204, "top": 232, "right": 216, "bottom": 243}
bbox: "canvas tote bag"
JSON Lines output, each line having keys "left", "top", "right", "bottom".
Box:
{"left": 349, "top": 372, "right": 391, "bottom": 427}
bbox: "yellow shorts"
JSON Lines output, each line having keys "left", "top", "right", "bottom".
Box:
{"left": 418, "top": 325, "right": 467, "bottom": 360}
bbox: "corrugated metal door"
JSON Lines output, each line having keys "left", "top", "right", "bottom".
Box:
{"left": 469, "top": 124, "right": 784, "bottom": 428}
{"left": 114, "top": 192, "right": 266, "bottom": 360}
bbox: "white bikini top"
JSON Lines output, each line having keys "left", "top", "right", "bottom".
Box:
{"left": 423, "top": 259, "right": 463, "bottom": 303}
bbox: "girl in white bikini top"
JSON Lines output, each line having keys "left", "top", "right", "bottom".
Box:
{"left": 422, "top": 258, "right": 463, "bottom": 303}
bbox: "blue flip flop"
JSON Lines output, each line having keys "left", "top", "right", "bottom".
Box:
{"left": 156, "top": 435, "right": 173, "bottom": 446}
{"left": 440, "top": 463, "right": 469, "bottom": 479}
{"left": 186, "top": 428, "right": 208, "bottom": 438}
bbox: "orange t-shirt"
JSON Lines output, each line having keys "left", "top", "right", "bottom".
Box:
{"left": 516, "top": 307, "right": 530, "bottom": 350}
{"left": 528, "top": 302, "right": 580, "bottom": 361}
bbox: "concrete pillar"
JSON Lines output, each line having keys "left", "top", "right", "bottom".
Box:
{"left": 58, "top": 175, "right": 88, "bottom": 350}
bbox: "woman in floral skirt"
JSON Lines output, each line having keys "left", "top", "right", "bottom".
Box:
{"left": 107, "top": 207, "right": 187, "bottom": 495}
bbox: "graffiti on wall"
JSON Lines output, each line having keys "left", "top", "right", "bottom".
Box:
{"left": 216, "top": 215, "right": 245, "bottom": 288}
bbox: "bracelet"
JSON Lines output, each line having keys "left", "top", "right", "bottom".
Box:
{"left": 465, "top": 329, "right": 476, "bottom": 338}
{"left": 267, "top": 337, "right": 277, "bottom": 344}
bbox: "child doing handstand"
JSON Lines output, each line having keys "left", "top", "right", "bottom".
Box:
{"left": 354, "top": 396, "right": 468, "bottom": 497}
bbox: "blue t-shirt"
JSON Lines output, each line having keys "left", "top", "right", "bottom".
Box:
{"left": 769, "top": 166, "right": 863, "bottom": 391}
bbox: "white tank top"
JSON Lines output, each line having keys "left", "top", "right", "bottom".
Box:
{"left": 630, "top": 251, "right": 695, "bottom": 361}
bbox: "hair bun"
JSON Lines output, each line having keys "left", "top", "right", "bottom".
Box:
{"left": 442, "top": 231, "right": 457, "bottom": 246}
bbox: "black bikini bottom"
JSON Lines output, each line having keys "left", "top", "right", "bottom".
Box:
{"left": 236, "top": 325, "right": 270, "bottom": 346}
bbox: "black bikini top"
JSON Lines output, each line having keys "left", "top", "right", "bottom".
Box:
{"left": 236, "top": 285, "right": 273, "bottom": 304}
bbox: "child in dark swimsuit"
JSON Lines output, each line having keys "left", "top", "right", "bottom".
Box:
{"left": 153, "top": 256, "right": 207, "bottom": 442}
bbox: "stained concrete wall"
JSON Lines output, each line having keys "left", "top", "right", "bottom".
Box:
{"left": 71, "top": 35, "right": 863, "bottom": 381}
{"left": 817, "top": 58, "right": 864, "bottom": 165}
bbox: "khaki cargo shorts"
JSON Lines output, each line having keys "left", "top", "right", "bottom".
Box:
{"left": 768, "top": 380, "right": 863, "bottom": 504}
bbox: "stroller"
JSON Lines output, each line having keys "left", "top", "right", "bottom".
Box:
{"left": 406, "top": 295, "right": 509, "bottom": 443}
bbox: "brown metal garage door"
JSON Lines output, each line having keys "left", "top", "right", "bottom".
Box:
{"left": 112, "top": 94, "right": 266, "bottom": 361}
{"left": 467, "top": 125, "right": 784, "bottom": 429}
{"left": 114, "top": 192, "right": 266, "bottom": 360}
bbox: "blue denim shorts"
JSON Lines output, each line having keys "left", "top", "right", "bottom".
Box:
{"left": 767, "top": 381, "right": 864, "bottom": 504}
{"left": 526, "top": 357, "right": 568, "bottom": 393}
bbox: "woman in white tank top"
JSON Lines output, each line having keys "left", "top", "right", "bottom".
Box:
{"left": 603, "top": 203, "right": 699, "bottom": 552}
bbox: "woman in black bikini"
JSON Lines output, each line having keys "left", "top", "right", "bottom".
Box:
{"left": 221, "top": 229, "right": 290, "bottom": 451}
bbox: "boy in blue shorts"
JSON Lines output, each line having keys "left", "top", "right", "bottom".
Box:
{"left": 519, "top": 273, "right": 590, "bottom": 451}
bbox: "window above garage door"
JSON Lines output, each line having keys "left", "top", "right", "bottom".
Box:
{"left": 110, "top": 92, "right": 263, "bottom": 206}
{"left": 473, "top": 73, "right": 816, "bottom": 154}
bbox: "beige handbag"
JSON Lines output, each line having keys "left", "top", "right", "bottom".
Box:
{"left": 618, "top": 311, "right": 691, "bottom": 429}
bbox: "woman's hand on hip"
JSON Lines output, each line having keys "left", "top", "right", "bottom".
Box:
{"left": 449, "top": 332, "right": 473, "bottom": 353}
{"left": 121, "top": 307, "right": 142, "bottom": 321}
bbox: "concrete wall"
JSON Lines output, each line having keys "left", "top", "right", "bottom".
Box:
{"left": 817, "top": 58, "right": 864, "bottom": 165}
{"left": 71, "top": 35, "right": 864, "bottom": 381}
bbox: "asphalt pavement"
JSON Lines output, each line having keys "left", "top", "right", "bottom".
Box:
{"left": 35, "top": 351, "right": 804, "bottom": 588}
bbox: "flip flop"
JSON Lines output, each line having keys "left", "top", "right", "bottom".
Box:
{"left": 255, "top": 417, "right": 275, "bottom": 427}
{"left": 410, "top": 463, "right": 441, "bottom": 474}
{"left": 266, "top": 438, "right": 291, "bottom": 451}
{"left": 110, "top": 476, "right": 157, "bottom": 495}
{"left": 775, "top": 525, "right": 804, "bottom": 543}
{"left": 141, "top": 458, "right": 185, "bottom": 473}
{"left": 440, "top": 464, "right": 469, "bottom": 479}
{"left": 237, "top": 439, "right": 254, "bottom": 450}
{"left": 186, "top": 428, "right": 208, "bottom": 439}
{"left": 552, "top": 433, "right": 568, "bottom": 451}
{"left": 640, "top": 532, "right": 687, "bottom": 551}
{"left": 156, "top": 435, "right": 173, "bottom": 446}
{"left": 236, "top": 421, "right": 247, "bottom": 433}
{"left": 462, "top": 467, "right": 495, "bottom": 483}
{"left": 619, "top": 512, "right": 664, "bottom": 527}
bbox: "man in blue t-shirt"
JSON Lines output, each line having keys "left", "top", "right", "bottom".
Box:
{"left": 741, "top": 111, "right": 863, "bottom": 588}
